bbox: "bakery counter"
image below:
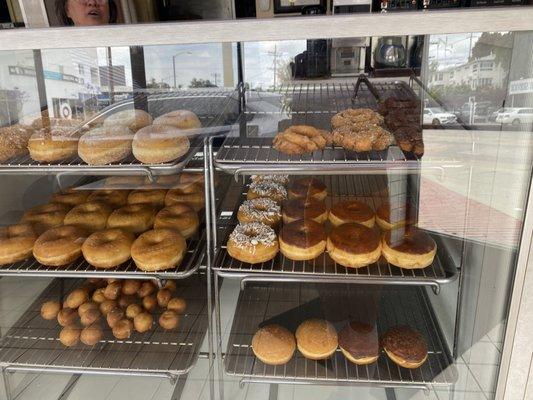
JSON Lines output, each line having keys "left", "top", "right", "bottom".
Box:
{"left": 224, "top": 282, "right": 456, "bottom": 390}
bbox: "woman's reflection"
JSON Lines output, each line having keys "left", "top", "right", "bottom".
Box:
{"left": 55, "top": 0, "right": 117, "bottom": 26}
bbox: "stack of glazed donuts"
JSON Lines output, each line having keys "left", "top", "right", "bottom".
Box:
{"left": 0, "top": 172, "right": 205, "bottom": 272}
{"left": 40, "top": 278, "right": 187, "bottom": 347}
{"left": 226, "top": 175, "right": 437, "bottom": 270}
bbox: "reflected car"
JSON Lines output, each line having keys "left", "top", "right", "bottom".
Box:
{"left": 496, "top": 108, "right": 533, "bottom": 126}
{"left": 489, "top": 107, "right": 512, "bottom": 122}
{"left": 423, "top": 107, "right": 457, "bottom": 126}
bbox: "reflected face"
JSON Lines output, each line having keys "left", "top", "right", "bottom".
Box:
{"left": 66, "top": 0, "right": 110, "bottom": 26}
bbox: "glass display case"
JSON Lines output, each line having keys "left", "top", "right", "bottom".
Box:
{"left": 0, "top": 3, "right": 532, "bottom": 400}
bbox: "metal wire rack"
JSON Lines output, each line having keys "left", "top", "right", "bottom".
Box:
{"left": 0, "top": 276, "right": 208, "bottom": 381}
{"left": 224, "top": 282, "right": 456, "bottom": 389}
{"left": 213, "top": 175, "right": 457, "bottom": 292}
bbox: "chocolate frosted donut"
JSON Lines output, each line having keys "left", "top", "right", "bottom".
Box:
{"left": 279, "top": 220, "right": 326, "bottom": 261}
{"left": 338, "top": 321, "right": 379, "bottom": 365}
{"left": 327, "top": 223, "right": 381, "bottom": 269}
{"left": 376, "top": 202, "right": 415, "bottom": 230}
{"left": 282, "top": 198, "right": 328, "bottom": 224}
{"left": 382, "top": 325, "right": 428, "bottom": 369}
{"left": 329, "top": 200, "right": 374, "bottom": 227}
{"left": 288, "top": 178, "right": 327, "bottom": 201}
{"left": 382, "top": 227, "right": 436, "bottom": 269}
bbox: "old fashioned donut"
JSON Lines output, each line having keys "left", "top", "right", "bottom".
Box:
{"left": 227, "top": 222, "right": 278, "bottom": 264}
{"left": 252, "top": 324, "right": 296, "bottom": 366}
{"left": 154, "top": 203, "right": 199, "bottom": 239}
{"left": 329, "top": 200, "right": 375, "bottom": 228}
{"left": 279, "top": 220, "right": 326, "bottom": 261}
{"left": 82, "top": 228, "right": 135, "bottom": 269}
{"left": 21, "top": 203, "right": 70, "bottom": 234}
{"left": 376, "top": 203, "right": 416, "bottom": 230}
{"left": 133, "top": 124, "right": 190, "bottom": 164}
{"left": 33, "top": 225, "right": 87, "bottom": 266}
{"left": 165, "top": 183, "right": 204, "bottom": 211}
{"left": 64, "top": 201, "right": 113, "bottom": 233}
{"left": 327, "top": 223, "right": 381, "bottom": 269}
{"left": 381, "top": 227, "right": 437, "bottom": 269}
{"left": 28, "top": 126, "right": 80, "bottom": 162}
{"left": 131, "top": 229, "right": 187, "bottom": 271}
{"left": 247, "top": 181, "right": 287, "bottom": 204}
{"left": 282, "top": 198, "right": 327, "bottom": 224}
{"left": 127, "top": 189, "right": 167, "bottom": 209}
{"left": 51, "top": 188, "right": 91, "bottom": 207}
{"left": 87, "top": 190, "right": 130, "bottom": 208}
{"left": 78, "top": 126, "right": 134, "bottom": 165}
{"left": 0, "top": 223, "right": 37, "bottom": 265}
{"left": 237, "top": 198, "right": 281, "bottom": 228}
{"left": 153, "top": 110, "right": 202, "bottom": 130}
{"left": 103, "top": 109, "right": 152, "bottom": 132}
{"left": 106, "top": 204, "right": 157, "bottom": 234}
{"left": 288, "top": 178, "right": 327, "bottom": 201}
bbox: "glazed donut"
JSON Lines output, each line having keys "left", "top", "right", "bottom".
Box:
{"left": 28, "top": 126, "right": 80, "bottom": 162}
{"left": 156, "top": 288, "right": 172, "bottom": 308}
{"left": 87, "top": 190, "right": 130, "bottom": 209}
{"left": 154, "top": 203, "right": 199, "bottom": 239}
{"left": 122, "top": 279, "right": 141, "bottom": 296}
{"left": 227, "top": 222, "right": 278, "bottom": 264}
{"left": 327, "top": 223, "right": 381, "bottom": 269}
{"left": 251, "top": 175, "right": 289, "bottom": 186}
{"left": 376, "top": 203, "right": 415, "bottom": 230}
{"left": 247, "top": 181, "right": 287, "bottom": 204}
{"left": 282, "top": 198, "right": 327, "bottom": 224}
{"left": 106, "top": 204, "right": 157, "bottom": 234}
{"left": 165, "top": 183, "right": 204, "bottom": 211}
{"left": 237, "top": 198, "right": 281, "bottom": 228}
{"left": 112, "top": 319, "right": 133, "bottom": 340}
{"left": 65, "top": 288, "right": 89, "bottom": 309}
{"left": 153, "top": 110, "right": 202, "bottom": 130}
{"left": 381, "top": 227, "right": 437, "bottom": 269}
{"left": 80, "top": 323, "right": 103, "bottom": 346}
{"left": 279, "top": 220, "right": 326, "bottom": 261}
{"left": 131, "top": 229, "right": 187, "bottom": 271}
{"left": 21, "top": 203, "right": 70, "bottom": 234}
{"left": 60, "top": 325, "right": 81, "bottom": 347}
{"left": 127, "top": 189, "right": 167, "bottom": 209}
{"left": 64, "top": 201, "right": 113, "bottom": 233}
{"left": 78, "top": 126, "right": 134, "bottom": 165}
{"left": 33, "top": 226, "right": 87, "bottom": 266}
{"left": 134, "top": 312, "right": 153, "bottom": 333}
{"left": 159, "top": 310, "right": 180, "bottom": 330}
{"left": 41, "top": 300, "right": 61, "bottom": 320}
{"left": 382, "top": 325, "right": 428, "bottom": 369}
{"left": 82, "top": 228, "right": 135, "bottom": 269}
{"left": 329, "top": 200, "right": 375, "bottom": 228}
{"left": 133, "top": 124, "right": 190, "bottom": 164}
{"left": 288, "top": 178, "right": 327, "bottom": 201}
{"left": 51, "top": 188, "right": 91, "bottom": 207}
{"left": 103, "top": 109, "right": 152, "bottom": 132}
{"left": 126, "top": 303, "right": 143, "bottom": 319}
{"left": 0, "top": 223, "right": 37, "bottom": 265}
{"left": 57, "top": 308, "right": 78, "bottom": 327}
{"left": 167, "top": 297, "right": 187, "bottom": 314}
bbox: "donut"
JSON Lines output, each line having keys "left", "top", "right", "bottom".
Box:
{"left": 338, "top": 321, "right": 379, "bottom": 365}
{"left": 82, "top": 228, "right": 135, "bottom": 269}
{"left": 92, "top": 288, "right": 106, "bottom": 303}
{"left": 21, "top": 203, "right": 70, "bottom": 234}
{"left": 138, "top": 281, "right": 156, "bottom": 298}
{"left": 154, "top": 203, "right": 199, "bottom": 239}
{"left": 376, "top": 203, "right": 416, "bottom": 230}
{"left": 0, "top": 124, "right": 34, "bottom": 162}
{"left": 80, "top": 323, "right": 103, "bottom": 346}
{"left": 227, "top": 222, "right": 278, "bottom": 264}
{"left": 159, "top": 310, "right": 180, "bottom": 330}
{"left": 326, "top": 223, "right": 381, "bottom": 269}
{"left": 107, "top": 307, "right": 125, "bottom": 328}
{"left": 329, "top": 200, "right": 375, "bottom": 228}
{"left": 87, "top": 190, "right": 129, "bottom": 208}
{"left": 381, "top": 227, "right": 437, "bottom": 269}
{"left": 57, "top": 308, "right": 78, "bottom": 327}
{"left": 33, "top": 226, "right": 87, "bottom": 266}
{"left": 103, "top": 109, "right": 152, "bottom": 132}
{"left": 142, "top": 295, "right": 157, "bottom": 312}
{"left": 382, "top": 325, "right": 428, "bottom": 369}
{"left": 112, "top": 319, "right": 133, "bottom": 339}
{"left": 51, "top": 188, "right": 91, "bottom": 207}
{"left": 65, "top": 288, "right": 89, "bottom": 309}
{"left": 0, "top": 223, "right": 37, "bottom": 265}
{"left": 153, "top": 110, "right": 201, "bottom": 130}
{"left": 126, "top": 303, "right": 143, "bottom": 319}
{"left": 288, "top": 178, "right": 327, "bottom": 201}
{"left": 331, "top": 108, "right": 384, "bottom": 129}
{"left": 78, "top": 302, "right": 98, "bottom": 316}
{"left": 247, "top": 181, "right": 287, "bottom": 204}
{"left": 295, "top": 319, "right": 338, "bottom": 360}
{"left": 41, "top": 300, "right": 61, "bottom": 320}
{"left": 178, "top": 172, "right": 204, "bottom": 185}
{"left": 165, "top": 183, "right": 204, "bottom": 211}
{"left": 131, "top": 229, "right": 187, "bottom": 271}
{"left": 106, "top": 204, "right": 157, "bottom": 234}
{"left": 127, "top": 189, "right": 167, "bottom": 209}
{"left": 167, "top": 297, "right": 186, "bottom": 314}
{"left": 156, "top": 288, "right": 172, "bottom": 308}
{"left": 80, "top": 308, "right": 101, "bottom": 326}
{"left": 237, "top": 198, "right": 281, "bottom": 228}
{"left": 164, "top": 280, "right": 177, "bottom": 292}
{"left": 103, "top": 176, "right": 144, "bottom": 190}
{"left": 133, "top": 312, "right": 153, "bottom": 333}
{"left": 251, "top": 175, "right": 289, "bottom": 186}
{"left": 118, "top": 294, "right": 137, "bottom": 309}
{"left": 279, "top": 220, "right": 326, "bottom": 261}
{"left": 28, "top": 126, "right": 80, "bottom": 162}
{"left": 104, "top": 281, "right": 122, "bottom": 300}
{"left": 64, "top": 201, "right": 113, "bottom": 233}
{"left": 282, "top": 198, "right": 327, "bottom": 224}
{"left": 99, "top": 300, "right": 117, "bottom": 316}
{"left": 252, "top": 324, "right": 296, "bottom": 366}
{"left": 122, "top": 280, "right": 141, "bottom": 296}
{"left": 78, "top": 126, "right": 134, "bottom": 165}
{"left": 60, "top": 325, "right": 81, "bottom": 347}
{"left": 133, "top": 124, "right": 190, "bottom": 164}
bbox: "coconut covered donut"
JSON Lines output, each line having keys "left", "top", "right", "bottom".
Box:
{"left": 247, "top": 181, "right": 287, "bottom": 204}
{"left": 237, "top": 198, "right": 281, "bottom": 228}
{"left": 227, "top": 222, "right": 278, "bottom": 264}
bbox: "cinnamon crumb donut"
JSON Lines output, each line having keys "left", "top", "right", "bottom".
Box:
{"left": 0, "top": 223, "right": 37, "bottom": 265}
{"left": 153, "top": 110, "right": 202, "bottom": 130}
{"left": 133, "top": 124, "right": 190, "bottom": 164}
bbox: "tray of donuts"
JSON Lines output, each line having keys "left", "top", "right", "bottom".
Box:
{"left": 217, "top": 175, "right": 447, "bottom": 281}
{"left": 225, "top": 283, "right": 455, "bottom": 384}
{"left": 0, "top": 172, "right": 206, "bottom": 277}
{"left": 0, "top": 109, "right": 203, "bottom": 170}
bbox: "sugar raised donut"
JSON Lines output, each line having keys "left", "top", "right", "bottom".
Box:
{"left": 78, "top": 126, "right": 134, "bottom": 165}
{"left": 0, "top": 223, "right": 37, "bottom": 265}
{"left": 82, "top": 228, "right": 135, "bottom": 269}
{"left": 295, "top": 319, "right": 338, "bottom": 360}
{"left": 327, "top": 223, "right": 381, "bottom": 269}
{"left": 252, "top": 324, "right": 296, "bottom": 366}
{"left": 128, "top": 189, "right": 167, "bottom": 209}
{"left": 154, "top": 203, "right": 199, "bottom": 239}
{"left": 21, "top": 203, "right": 70, "bottom": 234}
{"left": 131, "top": 229, "right": 187, "bottom": 271}
{"left": 329, "top": 200, "right": 375, "bottom": 228}
{"left": 64, "top": 201, "right": 113, "bottom": 233}
{"left": 51, "top": 188, "right": 91, "bottom": 207}
{"left": 247, "top": 181, "right": 287, "bottom": 204}
{"left": 227, "top": 222, "right": 278, "bottom": 264}
{"left": 103, "top": 109, "right": 152, "bottom": 132}
{"left": 33, "top": 225, "right": 87, "bottom": 266}
{"left": 237, "top": 198, "right": 281, "bottom": 228}
{"left": 133, "top": 124, "right": 190, "bottom": 164}
{"left": 165, "top": 183, "right": 204, "bottom": 211}
{"left": 381, "top": 227, "right": 436, "bottom": 269}
{"left": 288, "top": 178, "right": 327, "bottom": 201}
{"left": 28, "top": 126, "right": 80, "bottom": 162}
{"left": 153, "top": 110, "right": 201, "bottom": 130}
{"left": 282, "top": 198, "right": 327, "bottom": 224}
{"left": 279, "top": 220, "right": 326, "bottom": 261}
{"left": 87, "top": 190, "right": 130, "bottom": 209}
{"left": 106, "top": 204, "right": 157, "bottom": 234}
